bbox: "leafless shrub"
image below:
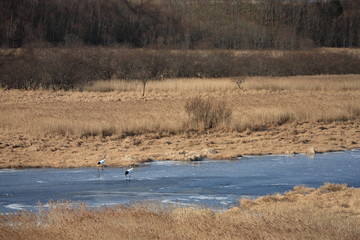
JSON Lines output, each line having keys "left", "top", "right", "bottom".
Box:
{"left": 0, "top": 48, "right": 97, "bottom": 91}
{"left": 170, "top": 53, "right": 202, "bottom": 78}
{"left": 231, "top": 76, "right": 246, "bottom": 90}
{"left": 318, "top": 183, "right": 349, "bottom": 193}
{"left": 41, "top": 50, "right": 97, "bottom": 91}
{"left": 1, "top": 48, "right": 360, "bottom": 91}
{"left": 88, "top": 50, "right": 118, "bottom": 80}
{"left": 0, "top": 49, "right": 43, "bottom": 90}
{"left": 185, "top": 97, "right": 232, "bottom": 130}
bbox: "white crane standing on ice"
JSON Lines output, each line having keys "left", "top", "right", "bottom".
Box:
{"left": 125, "top": 166, "right": 134, "bottom": 180}
{"left": 97, "top": 155, "right": 107, "bottom": 177}
{"left": 97, "top": 156, "right": 107, "bottom": 168}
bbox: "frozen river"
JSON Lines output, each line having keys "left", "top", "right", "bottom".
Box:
{"left": 1, "top": 150, "right": 359, "bottom": 212}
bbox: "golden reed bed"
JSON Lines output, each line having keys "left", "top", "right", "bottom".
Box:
{"left": 0, "top": 75, "right": 360, "bottom": 168}
{"left": 1, "top": 184, "right": 359, "bottom": 240}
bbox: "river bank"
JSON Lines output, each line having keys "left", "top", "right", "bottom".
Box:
{"left": 1, "top": 75, "right": 360, "bottom": 168}
{"left": 1, "top": 183, "right": 360, "bottom": 240}
{"left": 1, "top": 120, "right": 360, "bottom": 168}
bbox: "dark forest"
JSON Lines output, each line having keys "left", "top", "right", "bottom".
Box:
{"left": 1, "top": 0, "right": 359, "bottom": 49}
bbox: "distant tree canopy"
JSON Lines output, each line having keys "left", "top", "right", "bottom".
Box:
{"left": 0, "top": 0, "right": 359, "bottom": 49}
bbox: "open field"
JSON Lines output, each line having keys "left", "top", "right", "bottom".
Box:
{"left": 1, "top": 183, "right": 359, "bottom": 240}
{"left": 1, "top": 75, "right": 360, "bottom": 168}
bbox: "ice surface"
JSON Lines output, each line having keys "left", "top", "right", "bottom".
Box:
{"left": 1, "top": 150, "right": 359, "bottom": 212}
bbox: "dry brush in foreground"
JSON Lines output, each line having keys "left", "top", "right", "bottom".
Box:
{"left": 1, "top": 184, "right": 359, "bottom": 240}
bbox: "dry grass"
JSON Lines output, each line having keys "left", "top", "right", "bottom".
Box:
{"left": 86, "top": 78, "right": 236, "bottom": 93}
{"left": 86, "top": 75, "right": 360, "bottom": 93}
{"left": 244, "top": 75, "right": 360, "bottom": 91}
{"left": 1, "top": 184, "right": 359, "bottom": 240}
{"left": 1, "top": 75, "right": 360, "bottom": 168}
{"left": 1, "top": 85, "right": 360, "bottom": 137}
{"left": 77, "top": 75, "right": 360, "bottom": 134}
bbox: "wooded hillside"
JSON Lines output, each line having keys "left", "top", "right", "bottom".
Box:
{"left": 1, "top": 0, "right": 359, "bottom": 49}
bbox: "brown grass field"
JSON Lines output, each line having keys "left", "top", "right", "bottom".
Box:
{"left": 1, "top": 75, "right": 360, "bottom": 239}
{"left": 1, "top": 74, "right": 360, "bottom": 168}
{"left": 1, "top": 183, "right": 360, "bottom": 240}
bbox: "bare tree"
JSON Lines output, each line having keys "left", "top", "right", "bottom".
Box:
{"left": 137, "top": 70, "right": 151, "bottom": 97}
{"left": 132, "top": 51, "right": 166, "bottom": 96}
{"left": 231, "top": 76, "right": 246, "bottom": 90}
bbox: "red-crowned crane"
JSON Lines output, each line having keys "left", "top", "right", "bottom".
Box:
{"left": 97, "top": 156, "right": 107, "bottom": 177}
{"left": 97, "top": 156, "right": 107, "bottom": 168}
{"left": 125, "top": 167, "right": 133, "bottom": 180}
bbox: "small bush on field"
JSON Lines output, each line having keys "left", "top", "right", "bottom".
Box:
{"left": 185, "top": 97, "right": 232, "bottom": 130}
{"left": 318, "top": 183, "right": 348, "bottom": 193}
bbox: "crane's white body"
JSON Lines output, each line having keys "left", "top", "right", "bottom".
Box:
{"left": 125, "top": 167, "right": 133, "bottom": 180}
{"left": 97, "top": 159, "right": 106, "bottom": 165}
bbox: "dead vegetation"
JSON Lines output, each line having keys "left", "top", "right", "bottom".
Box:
{"left": 86, "top": 74, "right": 360, "bottom": 92}
{"left": 1, "top": 184, "right": 359, "bottom": 240}
{"left": 1, "top": 75, "right": 360, "bottom": 168}
{"left": 2, "top": 75, "right": 360, "bottom": 137}
{"left": 1, "top": 48, "right": 360, "bottom": 91}
{"left": 184, "top": 97, "right": 232, "bottom": 130}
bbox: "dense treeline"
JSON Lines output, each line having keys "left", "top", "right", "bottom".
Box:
{"left": 1, "top": 48, "right": 360, "bottom": 90}
{"left": 1, "top": 0, "right": 359, "bottom": 49}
